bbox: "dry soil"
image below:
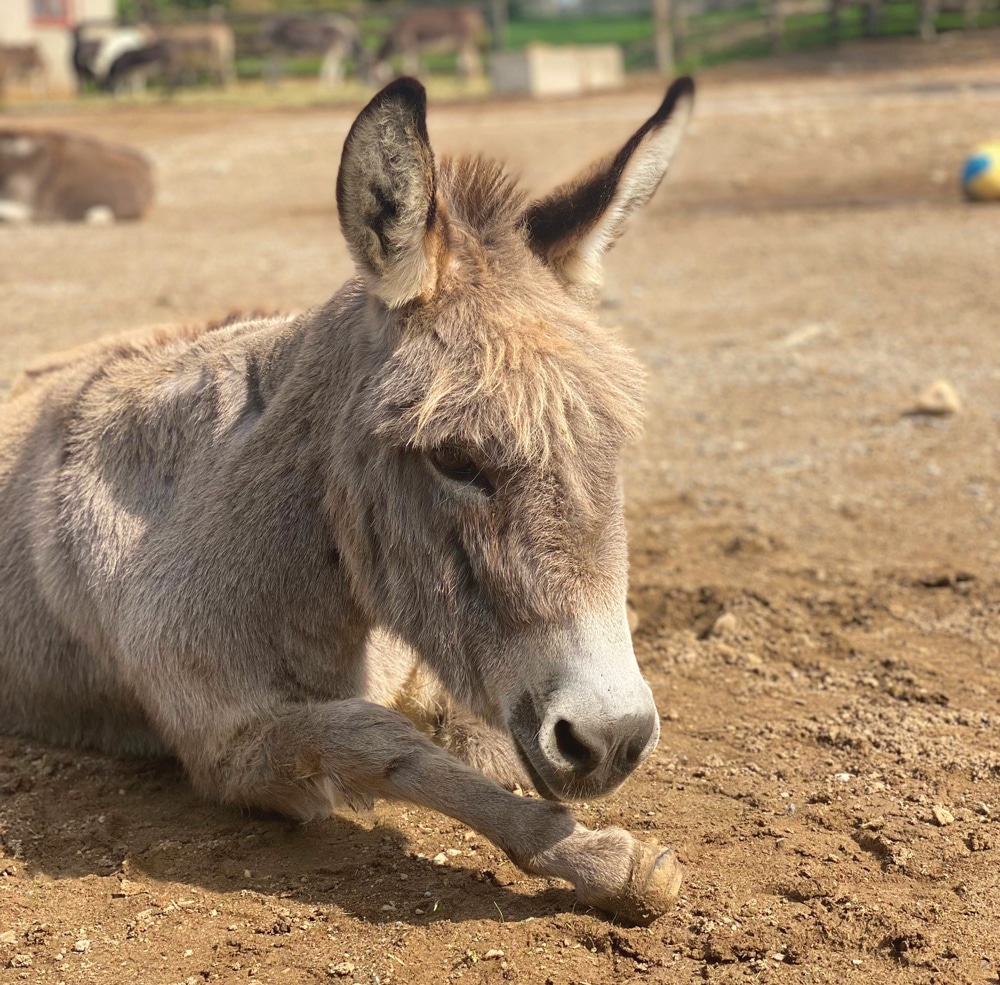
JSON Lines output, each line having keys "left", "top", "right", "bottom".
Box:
{"left": 1, "top": 33, "right": 1000, "bottom": 985}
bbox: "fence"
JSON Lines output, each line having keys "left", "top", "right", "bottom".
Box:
{"left": 653, "top": 0, "right": 1000, "bottom": 71}
{"left": 119, "top": 0, "right": 1000, "bottom": 82}
{"left": 512, "top": 0, "right": 1000, "bottom": 73}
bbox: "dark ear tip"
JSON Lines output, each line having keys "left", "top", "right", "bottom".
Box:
{"left": 367, "top": 75, "right": 427, "bottom": 117}
{"left": 653, "top": 75, "right": 695, "bottom": 123}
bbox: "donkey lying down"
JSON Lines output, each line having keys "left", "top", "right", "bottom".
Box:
{"left": 0, "top": 77, "right": 694, "bottom": 923}
{"left": 0, "top": 129, "right": 153, "bottom": 223}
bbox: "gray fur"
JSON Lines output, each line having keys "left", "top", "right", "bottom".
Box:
{"left": 0, "top": 77, "right": 694, "bottom": 914}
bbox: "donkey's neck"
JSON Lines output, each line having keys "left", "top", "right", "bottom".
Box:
{"left": 216, "top": 279, "right": 388, "bottom": 630}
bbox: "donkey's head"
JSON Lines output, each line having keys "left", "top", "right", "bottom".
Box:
{"left": 332, "top": 77, "right": 693, "bottom": 802}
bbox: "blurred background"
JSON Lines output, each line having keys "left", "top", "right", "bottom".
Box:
{"left": 2, "top": 0, "right": 999, "bottom": 100}
{"left": 2, "top": 1, "right": 1000, "bottom": 982}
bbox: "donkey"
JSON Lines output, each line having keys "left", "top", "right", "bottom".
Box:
{"left": 104, "top": 41, "right": 171, "bottom": 97}
{"left": 261, "top": 14, "right": 365, "bottom": 88}
{"left": 0, "top": 44, "right": 47, "bottom": 99}
{"left": 0, "top": 76, "right": 694, "bottom": 922}
{"left": 0, "top": 129, "right": 153, "bottom": 222}
{"left": 373, "top": 6, "right": 487, "bottom": 82}
{"left": 151, "top": 22, "right": 236, "bottom": 89}
{"left": 71, "top": 23, "right": 155, "bottom": 94}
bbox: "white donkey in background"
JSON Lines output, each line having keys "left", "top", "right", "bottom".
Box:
{"left": 0, "top": 76, "right": 694, "bottom": 922}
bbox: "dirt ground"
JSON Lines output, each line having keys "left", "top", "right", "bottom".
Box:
{"left": 2, "top": 31, "right": 1000, "bottom": 985}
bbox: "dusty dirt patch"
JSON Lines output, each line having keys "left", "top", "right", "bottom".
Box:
{"left": 2, "top": 34, "right": 1000, "bottom": 985}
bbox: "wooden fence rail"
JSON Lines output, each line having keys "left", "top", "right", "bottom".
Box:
{"left": 652, "top": 0, "right": 998, "bottom": 70}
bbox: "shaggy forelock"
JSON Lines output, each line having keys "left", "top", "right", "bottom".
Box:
{"left": 439, "top": 156, "right": 528, "bottom": 242}
{"left": 370, "top": 156, "right": 645, "bottom": 469}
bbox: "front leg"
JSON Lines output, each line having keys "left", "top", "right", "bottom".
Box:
{"left": 390, "top": 664, "right": 528, "bottom": 791}
{"left": 178, "top": 699, "right": 682, "bottom": 924}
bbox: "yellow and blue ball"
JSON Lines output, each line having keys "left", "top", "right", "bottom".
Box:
{"left": 962, "top": 143, "right": 1000, "bottom": 201}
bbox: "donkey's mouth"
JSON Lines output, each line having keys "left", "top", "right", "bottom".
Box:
{"left": 508, "top": 694, "right": 595, "bottom": 803}
{"left": 508, "top": 691, "right": 568, "bottom": 801}
{"left": 510, "top": 733, "right": 562, "bottom": 802}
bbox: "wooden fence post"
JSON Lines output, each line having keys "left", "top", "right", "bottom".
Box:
{"left": 829, "top": 0, "right": 842, "bottom": 40}
{"left": 653, "top": 0, "right": 675, "bottom": 75}
{"left": 919, "top": 0, "right": 939, "bottom": 38}
{"left": 670, "top": 0, "right": 688, "bottom": 64}
{"left": 768, "top": 0, "right": 786, "bottom": 53}
{"left": 490, "top": 0, "right": 508, "bottom": 51}
{"left": 863, "top": 0, "right": 883, "bottom": 36}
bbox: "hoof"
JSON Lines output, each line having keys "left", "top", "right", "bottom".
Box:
{"left": 600, "top": 844, "right": 683, "bottom": 926}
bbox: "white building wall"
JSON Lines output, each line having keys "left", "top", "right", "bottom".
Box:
{"left": 1, "top": 0, "right": 117, "bottom": 94}
{"left": 0, "top": 3, "right": 34, "bottom": 43}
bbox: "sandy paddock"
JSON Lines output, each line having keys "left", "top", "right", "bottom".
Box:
{"left": 1, "top": 34, "right": 999, "bottom": 985}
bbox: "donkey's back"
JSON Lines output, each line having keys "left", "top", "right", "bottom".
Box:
{"left": 0, "top": 310, "right": 314, "bottom": 754}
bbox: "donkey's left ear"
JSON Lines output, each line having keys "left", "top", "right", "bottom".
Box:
{"left": 523, "top": 76, "right": 694, "bottom": 303}
{"left": 337, "top": 77, "right": 447, "bottom": 308}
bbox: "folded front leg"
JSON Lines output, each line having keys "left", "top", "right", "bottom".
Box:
{"left": 177, "top": 698, "right": 682, "bottom": 924}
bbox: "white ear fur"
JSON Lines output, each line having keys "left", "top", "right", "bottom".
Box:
{"left": 524, "top": 77, "right": 695, "bottom": 303}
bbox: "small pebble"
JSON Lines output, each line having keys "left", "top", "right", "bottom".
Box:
{"left": 0, "top": 931, "right": 16, "bottom": 945}
{"left": 911, "top": 380, "right": 961, "bottom": 416}
{"left": 711, "top": 612, "right": 738, "bottom": 637}
{"left": 73, "top": 940, "right": 90, "bottom": 953}
{"left": 780, "top": 322, "right": 826, "bottom": 348}
{"left": 932, "top": 805, "right": 955, "bottom": 826}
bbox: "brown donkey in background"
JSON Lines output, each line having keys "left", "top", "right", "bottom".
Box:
{"left": 0, "top": 77, "right": 694, "bottom": 922}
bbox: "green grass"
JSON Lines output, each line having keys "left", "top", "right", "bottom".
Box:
{"left": 505, "top": 15, "right": 656, "bottom": 48}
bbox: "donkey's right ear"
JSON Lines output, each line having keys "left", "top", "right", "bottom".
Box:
{"left": 336, "top": 78, "right": 447, "bottom": 308}
{"left": 523, "top": 76, "right": 694, "bottom": 304}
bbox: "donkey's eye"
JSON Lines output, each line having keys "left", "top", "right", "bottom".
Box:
{"left": 428, "top": 447, "right": 495, "bottom": 496}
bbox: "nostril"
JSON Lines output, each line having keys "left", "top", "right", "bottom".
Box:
{"left": 625, "top": 734, "right": 649, "bottom": 766}
{"left": 624, "top": 713, "right": 657, "bottom": 767}
{"left": 554, "top": 719, "right": 600, "bottom": 773}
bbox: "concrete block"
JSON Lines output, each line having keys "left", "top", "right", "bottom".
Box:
{"left": 490, "top": 43, "right": 624, "bottom": 98}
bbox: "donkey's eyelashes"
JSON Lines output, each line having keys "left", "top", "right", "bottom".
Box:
{"left": 428, "top": 446, "right": 496, "bottom": 497}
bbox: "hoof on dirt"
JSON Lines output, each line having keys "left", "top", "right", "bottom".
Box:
{"left": 600, "top": 845, "right": 683, "bottom": 926}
